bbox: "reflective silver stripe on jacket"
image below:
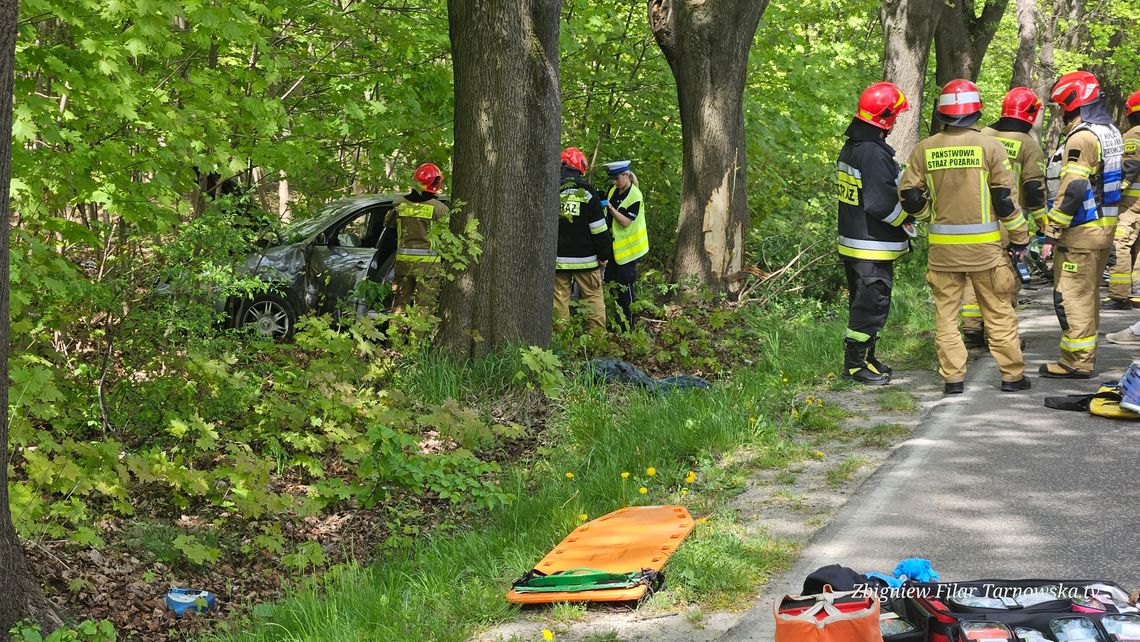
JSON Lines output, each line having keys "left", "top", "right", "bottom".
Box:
{"left": 927, "top": 222, "right": 1000, "bottom": 235}
{"left": 836, "top": 236, "right": 909, "bottom": 251}
{"left": 836, "top": 161, "right": 862, "bottom": 178}
{"left": 882, "top": 203, "right": 905, "bottom": 225}
{"left": 588, "top": 219, "right": 607, "bottom": 230}
{"left": 556, "top": 256, "right": 598, "bottom": 264}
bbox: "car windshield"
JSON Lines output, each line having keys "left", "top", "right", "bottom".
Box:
{"left": 280, "top": 203, "right": 345, "bottom": 243}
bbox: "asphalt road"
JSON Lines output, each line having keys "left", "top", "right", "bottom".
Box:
{"left": 719, "top": 281, "right": 1140, "bottom": 641}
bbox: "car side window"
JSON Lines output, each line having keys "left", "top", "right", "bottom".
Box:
{"left": 335, "top": 211, "right": 371, "bottom": 248}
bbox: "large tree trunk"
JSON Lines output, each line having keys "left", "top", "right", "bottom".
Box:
{"left": 648, "top": 0, "right": 768, "bottom": 295}
{"left": 1011, "top": 0, "right": 1040, "bottom": 90}
{"left": 881, "top": 0, "right": 943, "bottom": 162}
{"left": 933, "top": 0, "right": 1009, "bottom": 86}
{"left": 438, "top": 0, "right": 561, "bottom": 357}
{"left": 0, "top": 1, "right": 63, "bottom": 637}
{"left": 1042, "top": 0, "right": 1085, "bottom": 147}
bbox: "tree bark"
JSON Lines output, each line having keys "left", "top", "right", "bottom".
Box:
{"left": 0, "top": 0, "right": 64, "bottom": 637}
{"left": 648, "top": 0, "right": 768, "bottom": 294}
{"left": 439, "top": 0, "right": 561, "bottom": 357}
{"left": 881, "top": 0, "right": 944, "bottom": 162}
{"left": 1011, "top": 0, "right": 1040, "bottom": 90}
{"left": 933, "top": 0, "right": 1009, "bottom": 86}
{"left": 1041, "top": 0, "right": 1086, "bottom": 147}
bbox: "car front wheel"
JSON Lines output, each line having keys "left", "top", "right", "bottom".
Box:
{"left": 240, "top": 293, "right": 296, "bottom": 340}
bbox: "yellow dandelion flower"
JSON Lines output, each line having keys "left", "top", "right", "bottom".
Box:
{"left": 565, "top": 472, "right": 574, "bottom": 480}
{"left": 782, "top": 377, "right": 789, "bottom": 383}
{"left": 685, "top": 471, "right": 697, "bottom": 484}
{"left": 815, "top": 451, "right": 824, "bottom": 458}
{"left": 646, "top": 467, "right": 656, "bottom": 477}
{"left": 639, "top": 487, "right": 648, "bottom": 495}
{"left": 621, "top": 471, "right": 630, "bottom": 479}
{"left": 578, "top": 513, "right": 588, "bottom": 522}
{"left": 542, "top": 629, "right": 555, "bottom": 641}
{"left": 695, "top": 517, "right": 708, "bottom": 525}
{"left": 680, "top": 488, "right": 688, "bottom": 496}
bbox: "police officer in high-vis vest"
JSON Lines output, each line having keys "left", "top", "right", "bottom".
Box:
{"left": 899, "top": 79, "right": 1031, "bottom": 395}
{"left": 602, "top": 160, "right": 648, "bottom": 331}
{"left": 555, "top": 147, "right": 613, "bottom": 332}
{"left": 836, "top": 82, "right": 912, "bottom": 386}
{"left": 389, "top": 163, "right": 450, "bottom": 313}
{"left": 1104, "top": 89, "right": 1140, "bottom": 311}
{"left": 959, "top": 88, "right": 1049, "bottom": 348}
{"left": 1039, "top": 71, "right": 1124, "bottom": 378}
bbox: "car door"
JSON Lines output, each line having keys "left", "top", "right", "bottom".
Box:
{"left": 308, "top": 205, "right": 389, "bottom": 316}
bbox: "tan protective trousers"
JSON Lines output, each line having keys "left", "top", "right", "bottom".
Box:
{"left": 959, "top": 265, "right": 1020, "bottom": 332}
{"left": 392, "top": 269, "right": 441, "bottom": 315}
{"left": 927, "top": 266, "right": 1024, "bottom": 383}
{"left": 1108, "top": 208, "right": 1140, "bottom": 300}
{"left": 554, "top": 269, "right": 605, "bottom": 333}
{"left": 1052, "top": 247, "right": 1110, "bottom": 372}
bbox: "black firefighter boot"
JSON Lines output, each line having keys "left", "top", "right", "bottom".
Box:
{"left": 866, "top": 336, "right": 892, "bottom": 376}
{"left": 844, "top": 339, "right": 890, "bottom": 385}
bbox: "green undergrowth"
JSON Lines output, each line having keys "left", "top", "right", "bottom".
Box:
{"left": 208, "top": 283, "right": 933, "bottom": 642}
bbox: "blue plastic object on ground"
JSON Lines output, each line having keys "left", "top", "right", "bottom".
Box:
{"left": 865, "top": 571, "right": 904, "bottom": 588}
{"left": 893, "top": 557, "right": 939, "bottom": 582}
{"left": 165, "top": 588, "right": 216, "bottom": 617}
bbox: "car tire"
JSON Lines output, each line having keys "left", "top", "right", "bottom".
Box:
{"left": 239, "top": 293, "right": 297, "bottom": 340}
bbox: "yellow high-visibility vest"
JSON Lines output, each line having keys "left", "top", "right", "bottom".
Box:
{"left": 607, "top": 185, "right": 648, "bottom": 264}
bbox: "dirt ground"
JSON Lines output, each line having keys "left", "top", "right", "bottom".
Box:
{"left": 473, "top": 368, "right": 944, "bottom": 642}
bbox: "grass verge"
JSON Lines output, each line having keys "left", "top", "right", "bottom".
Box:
{"left": 208, "top": 284, "right": 933, "bottom": 642}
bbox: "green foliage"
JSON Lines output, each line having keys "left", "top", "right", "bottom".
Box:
{"left": 515, "top": 347, "right": 567, "bottom": 399}
{"left": 8, "top": 313, "right": 509, "bottom": 566}
{"left": 427, "top": 203, "right": 483, "bottom": 282}
{"left": 9, "top": 620, "right": 116, "bottom": 642}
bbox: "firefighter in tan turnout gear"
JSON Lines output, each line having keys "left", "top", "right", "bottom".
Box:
{"left": 959, "top": 87, "right": 1048, "bottom": 348}
{"left": 1039, "top": 71, "right": 1124, "bottom": 378}
{"left": 1104, "top": 89, "right": 1140, "bottom": 311}
{"left": 389, "top": 163, "right": 450, "bottom": 313}
{"left": 899, "top": 79, "right": 1031, "bottom": 395}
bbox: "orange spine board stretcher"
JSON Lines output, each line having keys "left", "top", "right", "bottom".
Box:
{"left": 506, "top": 505, "right": 695, "bottom": 604}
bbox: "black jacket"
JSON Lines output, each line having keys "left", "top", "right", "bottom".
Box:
{"left": 557, "top": 168, "right": 613, "bottom": 270}
{"left": 836, "top": 119, "right": 910, "bottom": 262}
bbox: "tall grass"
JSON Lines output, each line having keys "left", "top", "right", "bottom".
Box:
{"left": 208, "top": 285, "right": 932, "bottom": 642}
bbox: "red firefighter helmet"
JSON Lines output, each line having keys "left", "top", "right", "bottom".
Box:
{"left": 1001, "top": 87, "right": 1042, "bottom": 124}
{"left": 414, "top": 163, "right": 442, "bottom": 193}
{"left": 937, "top": 79, "right": 983, "bottom": 122}
{"left": 854, "top": 82, "right": 909, "bottom": 130}
{"left": 1050, "top": 71, "right": 1101, "bottom": 112}
{"left": 1127, "top": 89, "right": 1140, "bottom": 115}
{"left": 560, "top": 147, "right": 588, "bottom": 174}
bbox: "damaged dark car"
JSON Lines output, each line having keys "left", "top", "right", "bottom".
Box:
{"left": 221, "top": 194, "right": 417, "bottom": 339}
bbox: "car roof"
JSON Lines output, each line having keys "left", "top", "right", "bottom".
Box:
{"left": 288, "top": 192, "right": 452, "bottom": 235}
{"left": 319, "top": 192, "right": 450, "bottom": 216}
